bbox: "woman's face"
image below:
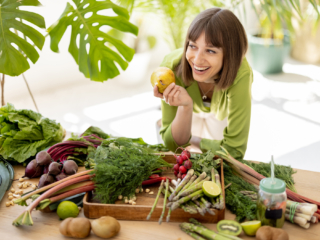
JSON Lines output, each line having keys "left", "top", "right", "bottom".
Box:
{"left": 186, "top": 31, "right": 223, "bottom": 83}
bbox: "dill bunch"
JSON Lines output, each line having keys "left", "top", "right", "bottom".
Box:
{"left": 223, "top": 163, "right": 258, "bottom": 222}
{"left": 240, "top": 159, "right": 297, "bottom": 192}
{"left": 92, "top": 138, "right": 170, "bottom": 204}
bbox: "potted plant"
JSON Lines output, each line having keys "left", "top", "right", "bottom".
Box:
{"left": 247, "top": 7, "right": 291, "bottom": 74}
{"left": 290, "top": 0, "right": 320, "bottom": 64}
{"left": 243, "top": 0, "right": 319, "bottom": 74}
{"left": 0, "top": 0, "right": 138, "bottom": 107}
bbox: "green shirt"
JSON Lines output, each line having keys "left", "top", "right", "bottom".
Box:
{"left": 159, "top": 48, "right": 253, "bottom": 160}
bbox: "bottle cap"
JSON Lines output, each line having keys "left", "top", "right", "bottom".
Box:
{"left": 259, "top": 177, "right": 286, "bottom": 194}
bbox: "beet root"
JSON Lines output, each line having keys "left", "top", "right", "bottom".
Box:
{"left": 38, "top": 174, "right": 55, "bottom": 188}
{"left": 23, "top": 159, "right": 44, "bottom": 178}
{"left": 43, "top": 165, "right": 49, "bottom": 174}
{"left": 55, "top": 172, "right": 68, "bottom": 181}
{"left": 36, "top": 151, "right": 52, "bottom": 166}
{"left": 63, "top": 160, "right": 78, "bottom": 175}
{"left": 48, "top": 162, "right": 62, "bottom": 176}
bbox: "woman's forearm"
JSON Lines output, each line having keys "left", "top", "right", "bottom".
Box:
{"left": 171, "top": 104, "right": 193, "bottom": 145}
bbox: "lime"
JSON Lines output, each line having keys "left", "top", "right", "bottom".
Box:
{"left": 56, "top": 201, "right": 79, "bottom": 220}
{"left": 202, "top": 181, "right": 221, "bottom": 198}
{"left": 240, "top": 220, "right": 261, "bottom": 236}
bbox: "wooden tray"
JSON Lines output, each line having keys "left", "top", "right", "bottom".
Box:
{"left": 83, "top": 153, "right": 225, "bottom": 223}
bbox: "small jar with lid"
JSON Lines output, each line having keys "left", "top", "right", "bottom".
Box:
{"left": 256, "top": 177, "right": 287, "bottom": 228}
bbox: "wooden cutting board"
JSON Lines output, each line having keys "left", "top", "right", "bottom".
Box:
{"left": 83, "top": 154, "right": 225, "bottom": 223}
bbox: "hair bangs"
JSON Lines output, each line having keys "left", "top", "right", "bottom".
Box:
{"left": 205, "top": 20, "right": 223, "bottom": 49}
{"left": 187, "top": 21, "right": 206, "bottom": 43}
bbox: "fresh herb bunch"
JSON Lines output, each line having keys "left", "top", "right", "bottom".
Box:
{"left": 92, "top": 138, "right": 171, "bottom": 204}
{"left": 190, "top": 150, "right": 220, "bottom": 176}
{"left": 223, "top": 163, "right": 258, "bottom": 222}
{"left": 239, "top": 159, "right": 297, "bottom": 192}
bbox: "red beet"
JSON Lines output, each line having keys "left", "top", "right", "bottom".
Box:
{"left": 36, "top": 151, "right": 52, "bottom": 166}
{"left": 62, "top": 160, "right": 78, "bottom": 175}
{"left": 184, "top": 160, "right": 192, "bottom": 170}
{"left": 55, "top": 172, "right": 68, "bottom": 181}
{"left": 23, "top": 159, "right": 43, "bottom": 178}
{"left": 174, "top": 170, "right": 178, "bottom": 176}
{"left": 48, "top": 162, "right": 62, "bottom": 176}
{"left": 176, "top": 156, "right": 183, "bottom": 165}
{"left": 182, "top": 174, "right": 186, "bottom": 179}
{"left": 43, "top": 165, "right": 49, "bottom": 174}
{"left": 173, "top": 164, "right": 180, "bottom": 172}
{"left": 179, "top": 165, "right": 187, "bottom": 174}
{"left": 38, "top": 174, "right": 55, "bottom": 188}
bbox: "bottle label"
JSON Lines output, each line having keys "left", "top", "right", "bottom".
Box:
{"left": 265, "top": 208, "right": 283, "bottom": 219}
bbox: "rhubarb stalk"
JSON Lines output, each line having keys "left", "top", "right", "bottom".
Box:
{"left": 14, "top": 170, "right": 93, "bottom": 206}
{"left": 37, "top": 184, "right": 95, "bottom": 210}
{"left": 13, "top": 174, "right": 92, "bottom": 226}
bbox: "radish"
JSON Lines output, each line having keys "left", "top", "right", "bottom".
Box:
{"left": 177, "top": 172, "right": 182, "bottom": 179}
{"left": 181, "top": 149, "right": 191, "bottom": 160}
{"left": 184, "top": 160, "right": 192, "bottom": 170}
{"left": 174, "top": 170, "right": 178, "bottom": 176}
{"left": 176, "top": 156, "right": 183, "bottom": 165}
{"left": 180, "top": 154, "right": 188, "bottom": 161}
{"left": 23, "top": 160, "right": 43, "bottom": 178}
{"left": 173, "top": 164, "right": 180, "bottom": 172}
{"left": 181, "top": 174, "right": 186, "bottom": 179}
{"left": 179, "top": 165, "right": 187, "bottom": 174}
{"left": 36, "top": 151, "right": 52, "bottom": 166}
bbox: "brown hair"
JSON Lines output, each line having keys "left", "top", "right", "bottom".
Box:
{"left": 176, "top": 8, "right": 248, "bottom": 90}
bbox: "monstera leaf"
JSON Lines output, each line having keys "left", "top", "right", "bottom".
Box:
{"left": 0, "top": 0, "right": 46, "bottom": 76}
{"left": 48, "top": 0, "right": 139, "bottom": 82}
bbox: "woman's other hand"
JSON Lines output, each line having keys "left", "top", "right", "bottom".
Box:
{"left": 154, "top": 83, "right": 192, "bottom": 107}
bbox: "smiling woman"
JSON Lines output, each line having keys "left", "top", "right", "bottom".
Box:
{"left": 153, "top": 8, "right": 253, "bottom": 160}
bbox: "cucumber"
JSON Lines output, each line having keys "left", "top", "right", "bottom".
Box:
{"left": 3, "top": 159, "right": 14, "bottom": 191}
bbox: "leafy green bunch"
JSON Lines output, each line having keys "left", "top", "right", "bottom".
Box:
{"left": 0, "top": 103, "right": 64, "bottom": 163}
{"left": 92, "top": 138, "right": 171, "bottom": 204}
{"left": 190, "top": 150, "right": 220, "bottom": 177}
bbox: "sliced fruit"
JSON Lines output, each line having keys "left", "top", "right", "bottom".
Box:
{"left": 202, "top": 181, "right": 221, "bottom": 198}
{"left": 240, "top": 220, "right": 261, "bottom": 236}
{"left": 217, "top": 220, "right": 242, "bottom": 236}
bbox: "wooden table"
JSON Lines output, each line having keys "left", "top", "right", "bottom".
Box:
{"left": 0, "top": 166, "right": 319, "bottom": 240}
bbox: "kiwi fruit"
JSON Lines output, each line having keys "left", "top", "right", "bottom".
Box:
{"left": 217, "top": 220, "right": 242, "bottom": 236}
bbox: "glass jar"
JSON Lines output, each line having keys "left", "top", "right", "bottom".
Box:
{"left": 256, "top": 177, "right": 287, "bottom": 228}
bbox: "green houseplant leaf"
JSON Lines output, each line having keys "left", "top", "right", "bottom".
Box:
{"left": 0, "top": 0, "right": 46, "bottom": 76}
{"left": 48, "top": 0, "right": 139, "bottom": 82}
